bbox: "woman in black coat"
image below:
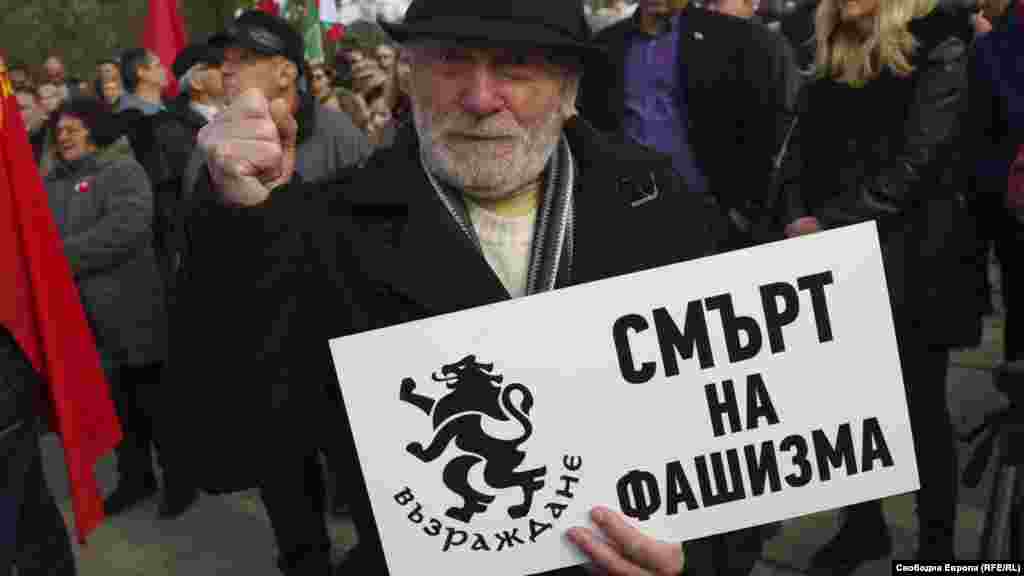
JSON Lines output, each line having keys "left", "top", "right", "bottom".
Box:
{"left": 967, "top": 0, "right": 1024, "bottom": 363}
{"left": 0, "top": 326, "right": 76, "bottom": 575}
{"left": 779, "top": 0, "right": 982, "bottom": 571}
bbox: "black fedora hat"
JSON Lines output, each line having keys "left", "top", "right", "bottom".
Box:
{"left": 172, "top": 41, "right": 224, "bottom": 81}
{"left": 378, "top": 0, "right": 603, "bottom": 64}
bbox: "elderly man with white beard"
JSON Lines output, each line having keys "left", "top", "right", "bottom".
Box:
{"left": 184, "top": 1, "right": 741, "bottom": 574}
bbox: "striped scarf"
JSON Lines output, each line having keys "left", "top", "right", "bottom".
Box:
{"left": 421, "top": 135, "right": 576, "bottom": 297}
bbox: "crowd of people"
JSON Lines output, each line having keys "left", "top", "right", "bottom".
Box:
{"left": 1, "top": 0, "right": 1021, "bottom": 574}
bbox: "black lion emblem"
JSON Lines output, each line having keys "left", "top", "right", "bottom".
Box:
{"left": 400, "top": 355, "right": 547, "bottom": 524}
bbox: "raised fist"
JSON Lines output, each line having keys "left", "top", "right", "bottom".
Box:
{"left": 197, "top": 89, "right": 298, "bottom": 206}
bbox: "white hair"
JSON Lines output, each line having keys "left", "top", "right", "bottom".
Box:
{"left": 179, "top": 67, "right": 196, "bottom": 95}
{"left": 179, "top": 64, "right": 207, "bottom": 97}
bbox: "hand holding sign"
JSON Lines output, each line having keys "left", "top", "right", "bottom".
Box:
{"left": 568, "top": 507, "right": 685, "bottom": 576}
{"left": 785, "top": 217, "right": 821, "bottom": 238}
{"left": 329, "top": 223, "right": 917, "bottom": 576}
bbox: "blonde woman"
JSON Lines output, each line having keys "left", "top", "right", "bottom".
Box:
{"left": 780, "top": 0, "right": 980, "bottom": 570}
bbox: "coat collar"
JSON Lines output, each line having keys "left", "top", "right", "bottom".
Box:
{"left": 610, "top": 5, "right": 712, "bottom": 41}
{"left": 168, "top": 98, "right": 210, "bottom": 131}
{"left": 48, "top": 153, "right": 102, "bottom": 180}
{"left": 624, "top": 8, "right": 682, "bottom": 37}
{"left": 296, "top": 91, "right": 317, "bottom": 145}
{"left": 344, "top": 118, "right": 675, "bottom": 316}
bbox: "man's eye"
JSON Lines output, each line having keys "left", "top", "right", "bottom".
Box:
{"left": 509, "top": 54, "right": 533, "bottom": 67}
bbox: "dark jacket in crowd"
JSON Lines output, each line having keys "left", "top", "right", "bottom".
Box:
{"left": 0, "top": 326, "right": 75, "bottom": 575}
{"left": 173, "top": 118, "right": 738, "bottom": 574}
{"left": 157, "top": 91, "right": 374, "bottom": 478}
{"left": 293, "top": 92, "right": 374, "bottom": 181}
{"left": 780, "top": 0, "right": 818, "bottom": 77}
{"left": 142, "top": 95, "right": 208, "bottom": 187}
{"left": 781, "top": 5, "right": 985, "bottom": 347}
{"left": 112, "top": 97, "right": 165, "bottom": 174}
{"left": 580, "top": 6, "right": 795, "bottom": 235}
{"left": 967, "top": 5, "right": 1024, "bottom": 358}
{"left": 131, "top": 94, "right": 210, "bottom": 293}
{"left": 28, "top": 126, "right": 47, "bottom": 165}
{"left": 968, "top": 5, "right": 1023, "bottom": 222}
{"left": 44, "top": 155, "right": 167, "bottom": 370}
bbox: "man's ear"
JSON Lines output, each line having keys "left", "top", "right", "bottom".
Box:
{"left": 276, "top": 58, "right": 299, "bottom": 91}
{"left": 189, "top": 70, "right": 205, "bottom": 95}
{"left": 561, "top": 73, "right": 581, "bottom": 118}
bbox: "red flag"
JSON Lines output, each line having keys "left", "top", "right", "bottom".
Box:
{"left": 142, "top": 0, "right": 188, "bottom": 99}
{"left": 256, "top": 0, "right": 281, "bottom": 15}
{"left": 0, "top": 73, "right": 122, "bottom": 544}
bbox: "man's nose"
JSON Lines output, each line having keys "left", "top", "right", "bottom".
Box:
{"left": 460, "top": 65, "right": 506, "bottom": 117}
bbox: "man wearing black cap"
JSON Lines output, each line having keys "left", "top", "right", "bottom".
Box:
{"left": 187, "top": 1, "right": 740, "bottom": 574}
{"left": 172, "top": 44, "right": 226, "bottom": 124}
{"left": 209, "top": 10, "right": 371, "bottom": 184}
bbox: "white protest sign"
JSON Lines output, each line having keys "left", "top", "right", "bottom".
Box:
{"left": 328, "top": 222, "right": 918, "bottom": 576}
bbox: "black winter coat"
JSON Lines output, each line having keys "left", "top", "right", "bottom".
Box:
{"left": 781, "top": 5, "right": 986, "bottom": 348}
{"left": 139, "top": 98, "right": 209, "bottom": 291}
{"left": 966, "top": 8, "right": 1024, "bottom": 238}
{"left": 173, "top": 118, "right": 745, "bottom": 574}
{"left": 580, "top": 7, "right": 796, "bottom": 229}
{"left": 0, "top": 326, "right": 41, "bottom": 543}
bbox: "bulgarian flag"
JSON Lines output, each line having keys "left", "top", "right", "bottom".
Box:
{"left": 0, "top": 69, "right": 122, "bottom": 544}
{"left": 303, "top": 0, "right": 326, "bottom": 64}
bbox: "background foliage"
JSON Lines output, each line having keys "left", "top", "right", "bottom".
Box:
{"left": 0, "top": 0, "right": 611, "bottom": 81}
{"left": 1, "top": 0, "right": 261, "bottom": 81}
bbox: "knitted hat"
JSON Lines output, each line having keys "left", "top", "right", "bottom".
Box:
{"left": 55, "top": 97, "right": 119, "bottom": 148}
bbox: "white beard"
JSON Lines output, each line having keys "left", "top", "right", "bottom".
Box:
{"left": 413, "top": 100, "right": 564, "bottom": 201}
